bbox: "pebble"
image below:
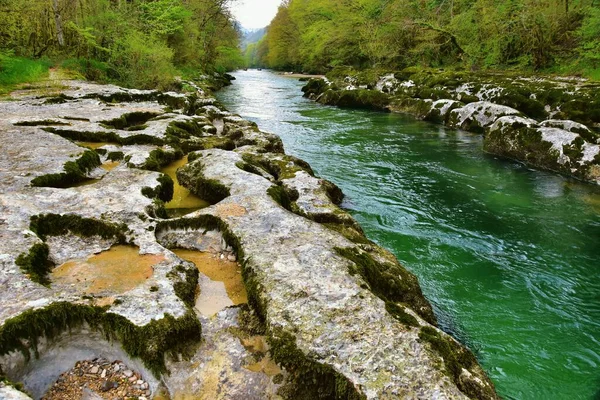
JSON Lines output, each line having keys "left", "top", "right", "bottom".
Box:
{"left": 43, "top": 359, "right": 147, "bottom": 399}
{"left": 100, "top": 380, "right": 118, "bottom": 392}
{"left": 227, "top": 254, "right": 236, "bottom": 262}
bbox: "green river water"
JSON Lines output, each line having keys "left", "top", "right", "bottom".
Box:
{"left": 216, "top": 70, "right": 600, "bottom": 399}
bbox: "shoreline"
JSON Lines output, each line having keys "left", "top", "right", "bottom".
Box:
{"left": 301, "top": 69, "right": 600, "bottom": 186}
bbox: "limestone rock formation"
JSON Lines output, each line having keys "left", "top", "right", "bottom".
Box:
{"left": 0, "top": 78, "right": 498, "bottom": 399}
{"left": 301, "top": 71, "right": 600, "bottom": 185}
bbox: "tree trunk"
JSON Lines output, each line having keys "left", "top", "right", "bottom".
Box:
{"left": 52, "top": 0, "right": 65, "bottom": 47}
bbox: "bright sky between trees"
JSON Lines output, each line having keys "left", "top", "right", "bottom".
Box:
{"left": 230, "top": 0, "right": 282, "bottom": 30}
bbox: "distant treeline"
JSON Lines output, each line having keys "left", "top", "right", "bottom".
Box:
{"left": 246, "top": 0, "right": 600, "bottom": 78}
{"left": 0, "top": 0, "right": 244, "bottom": 88}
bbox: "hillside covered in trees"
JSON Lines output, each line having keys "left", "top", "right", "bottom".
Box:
{"left": 0, "top": 0, "right": 244, "bottom": 89}
{"left": 247, "top": 0, "right": 600, "bottom": 78}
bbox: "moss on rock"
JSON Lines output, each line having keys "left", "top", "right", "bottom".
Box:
{"left": 14, "top": 243, "right": 53, "bottom": 286}
{"left": 140, "top": 173, "right": 174, "bottom": 204}
{"left": 334, "top": 247, "right": 435, "bottom": 324}
{"left": 142, "top": 148, "right": 184, "bottom": 171}
{"left": 167, "top": 264, "right": 200, "bottom": 307}
{"left": 268, "top": 329, "right": 366, "bottom": 400}
{"left": 418, "top": 326, "right": 497, "bottom": 399}
{"left": 0, "top": 302, "right": 201, "bottom": 376}
{"left": 175, "top": 161, "right": 230, "bottom": 204}
{"left": 319, "top": 89, "right": 390, "bottom": 112}
{"left": 30, "top": 214, "right": 128, "bottom": 242}
{"left": 31, "top": 149, "right": 101, "bottom": 188}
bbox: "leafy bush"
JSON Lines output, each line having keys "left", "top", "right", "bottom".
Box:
{"left": 214, "top": 46, "right": 245, "bottom": 73}
{"left": 109, "top": 31, "right": 176, "bottom": 89}
{"left": 61, "top": 58, "right": 110, "bottom": 82}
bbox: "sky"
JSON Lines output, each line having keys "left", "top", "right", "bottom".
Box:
{"left": 229, "top": 0, "right": 282, "bottom": 30}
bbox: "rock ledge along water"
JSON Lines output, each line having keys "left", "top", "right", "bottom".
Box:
{"left": 302, "top": 70, "right": 600, "bottom": 185}
{"left": 0, "top": 78, "right": 497, "bottom": 399}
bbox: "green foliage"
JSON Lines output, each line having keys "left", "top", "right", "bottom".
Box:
{"left": 109, "top": 31, "right": 176, "bottom": 89}
{"left": 259, "top": 0, "right": 600, "bottom": 78}
{"left": 0, "top": 51, "right": 51, "bottom": 92}
{"left": 138, "top": 0, "right": 192, "bottom": 36}
{"left": 0, "top": 0, "right": 242, "bottom": 89}
{"left": 214, "top": 46, "right": 245, "bottom": 73}
{"left": 575, "top": 7, "right": 600, "bottom": 73}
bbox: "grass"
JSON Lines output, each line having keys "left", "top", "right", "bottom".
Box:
{"left": 0, "top": 52, "right": 52, "bottom": 96}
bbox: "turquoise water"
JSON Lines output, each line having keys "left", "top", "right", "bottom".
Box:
{"left": 216, "top": 70, "right": 600, "bottom": 399}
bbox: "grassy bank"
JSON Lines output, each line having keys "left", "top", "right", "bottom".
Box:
{"left": 0, "top": 52, "right": 52, "bottom": 95}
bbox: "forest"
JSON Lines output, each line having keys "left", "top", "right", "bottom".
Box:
{"left": 0, "top": 0, "right": 244, "bottom": 90}
{"left": 246, "top": 0, "right": 600, "bottom": 79}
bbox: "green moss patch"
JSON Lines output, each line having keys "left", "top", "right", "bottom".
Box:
{"left": 167, "top": 264, "right": 200, "bottom": 307}
{"left": 242, "top": 153, "right": 314, "bottom": 181}
{"left": 141, "top": 174, "right": 174, "bottom": 203}
{"left": 418, "top": 326, "right": 495, "bottom": 399}
{"left": 267, "top": 185, "right": 294, "bottom": 211}
{"left": 30, "top": 214, "right": 128, "bottom": 243}
{"left": 31, "top": 149, "right": 101, "bottom": 188}
{"left": 156, "top": 215, "right": 244, "bottom": 263}
{"left": 166, "top": 119, "right": 202, "bottom": 139}
{"left": 319, "top": 89, "right": 391, "bottom": 112}
{"left": 175, "top": 162, "right": 230, "bottom": 204}
{"left": 385, "top": 303, "right": 419, "bottom": 328}
{"left": 269, "top": 329, "right": 366, "bottom": 400}
{"left": 42, "top": 127, "right": 164, "bottom": 147}
{"left": 301, "top": 79, "right": 329, "bottom": 98}
{"left": 14, "top": 243, "right": 53, "bottom": 285}
{"left": 14, "top": 120, "right": 71, "bottom": 127}
{"left": 43, "top": 94, "right": 74, "bottom": 105}
{"left": 81, "top": 92, "right": 186, "bottom": 110}
{"left": 107, "top": 151, "right": 125, "bottom": 161}
{"left": 0, "top": 302, "right": 201, "bottom": 376}
{"left": 142, "top": 148, "right": 183, "bottom": 171}
{"left": 16, "top": 214, "right": 130, "bottom": 285}
{"left": 334, "top": 247, "right": 435, "bottom": 324}
{"left": 100, "top": 112, "right": 160, "bottom": 131}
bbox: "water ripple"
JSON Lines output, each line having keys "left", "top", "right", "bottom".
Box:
{"left": 217, "top": 70, "right": 600, "bottom": 400}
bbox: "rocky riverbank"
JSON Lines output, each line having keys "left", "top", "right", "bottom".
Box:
{"left": 302, "top": 69, "right": 600, "bottom": 185}
{"left": 1, "top": 75, "right": 497, "bottom": 399}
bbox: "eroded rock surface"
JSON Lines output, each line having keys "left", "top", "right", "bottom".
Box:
{"left": 1, "top": 78, "right": 497, "bottom": 399}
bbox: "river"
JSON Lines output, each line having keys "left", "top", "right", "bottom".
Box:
{"left": 216, "top": 70, "right": 600, "bottom": 400}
